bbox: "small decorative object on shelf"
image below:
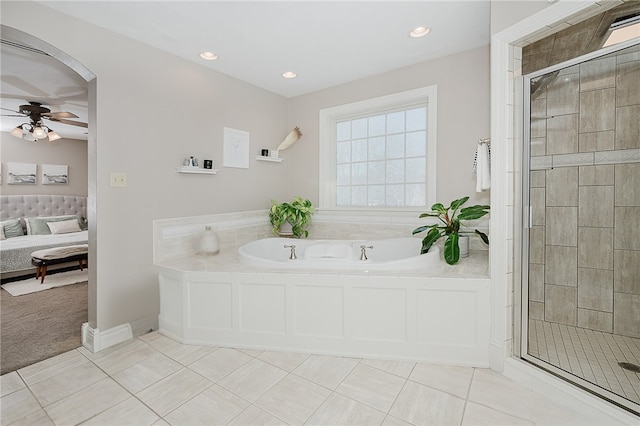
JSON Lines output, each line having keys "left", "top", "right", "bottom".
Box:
{"left": 199, "top": 226, "right": 220, "bottom": 255}
{"left": 203, "top": 159, "right": 213, "bottom": 169}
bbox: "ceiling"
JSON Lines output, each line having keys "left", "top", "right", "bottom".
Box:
{"left": 1, "top": 1, "right": 491, "bottom": 141}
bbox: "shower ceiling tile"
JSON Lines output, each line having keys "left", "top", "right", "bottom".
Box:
{"left": 615, "top": 105, "right": 640, "bottom": 149}
{"left": 616, "top": 60, "right": 640, "bottom": 107}
{"left": 579, "top": 88, "right": 615, "bottom": 133}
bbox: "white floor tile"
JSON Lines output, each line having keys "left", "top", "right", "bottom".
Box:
{"left": 389, "top": 380, "right": 465, "bottom": 425}
{"left": 163, "top": 384, "right": 249, "bottom": 425}
{"left": 29, "top": 361, "right": 107, "bottom": 406}
{"left": 136, "top": 368, "right": 212, "bottom": 417}
{"left": 292, "top": 355, "right": 358, "bottom": 390}
{"left": 257, "top": 350, "right": 310, "bottom": 372}
{"left": 0, "top": 388, "right": 42, "bottom": 425}
{"left": 7, "top": 408, "right": 54, "bottom": 426}
{"left": 80, "top": 396, "right": 159, "bottom": 425}
{"left": 227, "top": 405, "right": 287, "bottom": 425}
{"left": 0, "top": 371, "right": 26, "bottom": 397}
{"left": 44, "top": 378, "right": 130, "bottom": 425}
{"left": 112, "top": 352, "right": 183, "bottom": 393}
{"left": 162, "top": 343, "right": 216, "bottom": 365}
{"left": 18, "top": 349, "right": 88, "bottom": 386}
{"left": 336, "top": 364, "right": 405, "bottom": 412}
{"left": 80, "top": 339, "right": 157, "bottom": 376}
{"left": 255, "top": 374, "right": 330, "bottom": 425}
{"left": 359, "top": 358, "right": 416, "bottom": 379}
{"left": 381, "top": 414, "right": 413, "bottom": 425}
{"left": 409, "top": 362, "right": 474, "bottom": 399}
{"left": 461, "top": 401, "right": 534, "bottom": 425}
{"left": 188, "top": 347, "right": 253, "bottom": 382}
{"left": 306, "top": 392, "right": 386, "bottom": 426}
{"left": 218, "top": 358, "right": 288, "bottom": 403}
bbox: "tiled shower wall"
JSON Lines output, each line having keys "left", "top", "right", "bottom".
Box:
{"left": 528, "top": 46, "right": 640, "bottom": 339}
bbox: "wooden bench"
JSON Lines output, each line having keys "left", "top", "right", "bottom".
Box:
{"left": 31, "top": 245, "right": 89, "bottom": 284}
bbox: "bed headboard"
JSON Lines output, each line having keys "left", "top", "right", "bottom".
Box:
{"left": 0, "top": 195, "right": 87, "bottom": 221}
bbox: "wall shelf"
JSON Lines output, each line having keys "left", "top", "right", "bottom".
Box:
{"left": 176, "top": 166, "right": 218, "bottom": 175}
{"left": 256, "top": 156, "right": 283, "bottom": 163}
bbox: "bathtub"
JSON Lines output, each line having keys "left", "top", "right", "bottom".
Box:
{"left": 156, "top": 236, "right": 490, "bottom": 366}
{"left": 238, "top": 237, "right": 440, "bottom": 270}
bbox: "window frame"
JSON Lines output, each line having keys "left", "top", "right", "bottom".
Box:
{"left": 319, "top": 85, "right": 437, "bottom": 212}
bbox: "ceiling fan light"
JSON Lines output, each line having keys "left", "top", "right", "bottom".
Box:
{"left": 11, "top": 125, "right": 24, "bottom": 138}
{"left": 32, "top": 126, "right": 48, "bottom": 139}
{"left": 47, "top": 130, "right": 61, "bottom": 142}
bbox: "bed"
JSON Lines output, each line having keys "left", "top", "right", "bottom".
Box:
{"left": 1, "top": 195, "right": 88, "bottom": 277}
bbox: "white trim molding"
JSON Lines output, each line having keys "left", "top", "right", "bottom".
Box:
{"left": 82, "top": 322, "right": 133, "bottom": 353}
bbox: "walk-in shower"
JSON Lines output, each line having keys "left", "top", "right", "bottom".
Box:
{"left": 521, "top": 40, "right": 640, "bottom": 415}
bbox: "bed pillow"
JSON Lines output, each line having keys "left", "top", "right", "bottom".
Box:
{"left": 47, "top": 219, "right": 82, "bottom": 234}
{"left": 26, "top": 215, "right": 83, "bottom": 235}
{"left": 1, "top": 218, "right": 25, "bottom": 238}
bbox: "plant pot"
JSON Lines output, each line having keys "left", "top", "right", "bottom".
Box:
{"left": 278, "top": 221, "right": 294, "bottom": 237}
{"left": 459, "top": 235, "right": 469, "bottom": 258}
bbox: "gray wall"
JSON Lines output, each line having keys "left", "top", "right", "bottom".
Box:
{"left": 288, "top": 45, "right": 491, "bottom": 209}
{"left": 1, "top": 1, "right": 492, "bottom": 334}
{"left": 1, "top": 134, "right": 88, "bottom": 196}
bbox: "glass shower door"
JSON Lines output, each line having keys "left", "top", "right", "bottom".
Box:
{"left": 521, "top": 41, "right": 640, "bottom": 415}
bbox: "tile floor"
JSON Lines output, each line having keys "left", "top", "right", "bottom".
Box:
{"left": 528, "top": 319, "right": 640, "bottom": 405}
{"left": 0, "top": 331, "right": 626, "bottom": 425}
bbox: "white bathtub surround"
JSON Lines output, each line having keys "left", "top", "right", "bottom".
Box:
{"left": 155, "top": 211, "right": 490, "bottom": 366}
{"left": 238, "top": 237, "right": 441, "bottom": 270}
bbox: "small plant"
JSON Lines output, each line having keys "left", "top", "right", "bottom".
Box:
{"left": 269, "top": 196, "right": 315, "bottom": 238}
{"left": 412, "top": 196, "right": 489, "bottom": 265}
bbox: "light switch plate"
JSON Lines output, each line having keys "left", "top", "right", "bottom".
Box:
{"left": 110, "top": 172, "right": 127, "bottom": 187}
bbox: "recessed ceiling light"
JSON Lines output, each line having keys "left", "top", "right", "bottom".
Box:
{"left": 282, "top": 71, "right": 297, "bottom": 79}
{"left": 199, "top": 51, "right": 218, "bottom": 61}
{"left": 409, "top": 26, "right": 430, "bottom": 38}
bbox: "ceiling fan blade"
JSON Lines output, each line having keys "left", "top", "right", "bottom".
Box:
{"left": 48, "top": 117, "right": 88, "bottom": 128}
{"left": 0, "top": 107, "right": 22, "bottom": 114}
{"left": 44, "top": 111, "right": 79, "bottom": 119}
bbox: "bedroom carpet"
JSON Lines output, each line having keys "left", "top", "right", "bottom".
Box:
{"left": 0, "top": 281, "right": 87, "bottom": 375}
{"left": 1, "top": 269, "right": 88, "bottom": 296}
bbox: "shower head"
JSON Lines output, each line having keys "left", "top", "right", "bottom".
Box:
{"left": 530, "top": 70, "right": 560, "bottom": 99}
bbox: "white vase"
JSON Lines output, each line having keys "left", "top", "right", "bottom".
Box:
{"left": 459, "top": 235, "right": 469, "bottom": 258}
{"left": 200, "top": 226, "right": 220, "bottom": 255}
{"left": 278, "top": 222, "right": 294, "bottom": 237}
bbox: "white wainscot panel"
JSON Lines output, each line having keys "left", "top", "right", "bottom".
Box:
{"left": 239, "top": 283, "right": 286, "bottom": 334}
{"left": 158, "top": 273, "right": 183, "bottom": 339}
{"left": 188, "top": 282, "right": 232, "bottom": 330}
{"left": 294, "top": 285, "right": 344, "bottom": 338}
{"left": 417, "top": 289, "right": 478, "bottom": 346}
{"left": 353, "top": 287, "right": 407, "bottom": 342}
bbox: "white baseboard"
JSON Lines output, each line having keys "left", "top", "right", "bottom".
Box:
{"left": 81, "top": 322, "right": 133, "bottom": 353}
{"left": 128, "top": 315, "right": 158, "bottom": 338}
{"left": 503, "top": 358, "right": 639, "bottom": 424}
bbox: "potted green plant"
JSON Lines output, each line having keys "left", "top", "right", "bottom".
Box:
{"left": 269, "top": 196, "right": 315, "bottom": 238}
{"left": 412, "top": 196, "right": 490, "bottom": 265}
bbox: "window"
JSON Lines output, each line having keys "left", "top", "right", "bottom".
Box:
{"left": 319, "top": 86, "right": 437, "bottom": 210}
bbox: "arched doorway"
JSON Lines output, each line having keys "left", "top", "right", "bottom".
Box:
{"left": 0, "top": 24, "right": 97, "bottom": 363}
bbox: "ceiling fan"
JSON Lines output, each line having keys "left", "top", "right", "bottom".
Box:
{"left": 1, "top": 101, "right": 88, "bottom": 141}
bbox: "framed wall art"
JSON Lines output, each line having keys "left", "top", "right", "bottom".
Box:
{"left": 7, "top": 162, "right": 37, "bottom": 184}
{"left": 42, "top": 164, "right": 69, "bottom": 184}
{"left": 223, "top": 127, "right": 250, "bottom": 169}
